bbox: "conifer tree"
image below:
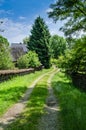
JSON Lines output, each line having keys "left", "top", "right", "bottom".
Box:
{"left": 28, "top": 16, "right": 51, "bottom": 68}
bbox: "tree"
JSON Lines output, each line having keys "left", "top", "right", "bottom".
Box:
{"left": 0, "top": 35, "right": 9, "bottom": 46}
{"left": 23, "top": 37, "right": 29, "bottom": 45}
{"left": 17, "top": 51, "right": 41, "bottom": 69}
{"left": 0, "top": 35, "right": 14, "bottom": 70}
{"left": 50, "top": 35, "right": 66, "bottom": 58}
{"left": 48, "top": 0, "right": 86, "bottom": 37}
{"left": 28, "top": 16, "right": 51, "bottom": 68}
{"left": 57, "top": 36, "right": 86, "bottom": 73}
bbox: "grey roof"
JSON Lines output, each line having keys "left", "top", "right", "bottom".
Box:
{"left": 10, "top": 43, "right": 28, "bottom": 62}
{"left": 11, "top": 43, "right": 28, "bottom": 52}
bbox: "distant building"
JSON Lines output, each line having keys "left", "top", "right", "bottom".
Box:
{"left": 10, "top": 43, "right": 28, "bottom": 62}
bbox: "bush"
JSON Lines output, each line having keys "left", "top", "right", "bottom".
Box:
{"left": 57, "top": 36, "right": 86, "bottom": 74}
{"left": 0, "top": 35, "right": 14, "bottom": 70}
{"left": 50, "top": 58, "right": 58, "bottom": 66}
{"left": 17, "top": 55, "right": 28, "bottom": 69}
{"left": 17, "top": 51, "right": 41, "bottom": 69}
{"left": 27, "top": 51, "right": 41, "bottom": 68}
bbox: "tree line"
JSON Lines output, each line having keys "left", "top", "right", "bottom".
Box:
{"left": 0, "top": 0, "right": 85, "bottom": 77}
{"left": 48, "top": 0, "right": 86, "bottom": 74}
{"left": 0, "top": 16, "right": 67, "bottom": 70}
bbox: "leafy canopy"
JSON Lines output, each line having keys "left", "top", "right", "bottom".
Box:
{"left": 57, "top": 36, "right": 86, "bottom": 73}
{"left": 48, "top": 0, "right": 86, "bottom": 37}
{"left": 50, "top": 35, "right": 66, "bottom": 58}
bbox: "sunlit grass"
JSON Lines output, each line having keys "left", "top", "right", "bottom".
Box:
{"left": 52, "top": 72, "right": 86, "bottom": 130}
{"left": 6, "top": 73, "right": 51, "bottom": 130}
{"left": 0, "top": 68, "right": 52, "bottom": 116}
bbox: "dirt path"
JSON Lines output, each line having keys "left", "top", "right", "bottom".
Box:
{"left": 0, "top": 69, "right": 55, "bottom": 130}
{"left": 38, "top": 70, "right": 60, "bottom": 130}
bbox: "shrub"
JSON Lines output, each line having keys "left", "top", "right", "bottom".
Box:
{"left": 57, "top": 36, "right": 86, "bottom": 74}
{"left": 17, "top": 55, "right": 28, "bottom": 69}
{"left": 0, "top": 35, "right": 14, "bottom": 70}
{"left": 27, "top": 51, "right": 41, "bottom": 68}
{"left": 50, "top": 58, "right": 58, "bottom": 66}
{"left": 17, "top": 51, "right": 41, "bottom": 69}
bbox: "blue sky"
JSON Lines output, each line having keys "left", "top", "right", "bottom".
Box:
{"left": 0, "top": 0, "right": 64, "bottom": 43}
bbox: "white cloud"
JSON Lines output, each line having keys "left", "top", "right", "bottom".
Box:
{"left": 0, "top": 9, "right": 13, "bottom": 15}
{"left": 0, "top": 17, "right": 65, "bottom": 44}
{"left": 0, "top": 18, "right": 32, "bottom": 43}
{"left": 19, "top": 16, "right": 26, "bottom": 20}
{"left": 46, "top": 8, "right": 53, "bottom": 13}
{"left": 45, "top": 18, "right": 64, "bottom": 37}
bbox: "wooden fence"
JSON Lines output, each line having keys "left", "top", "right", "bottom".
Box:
{"left": 71, "top": 72, "right": 86, "bottom": 91}
{"left": 0, "top": 66, "right": 43, "bottom": 82}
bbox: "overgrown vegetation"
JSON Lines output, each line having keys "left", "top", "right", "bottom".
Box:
{"left": 17, "top": 51, "right": 41, "bottom": 69}
{"left": 0, "top": 35, "right": 14, "bottom": 70}
{"left": 5, "top": 71, "right": 53, "bottom": 130}
{"left": 0, "top": 68, "right": 51, "bottom": 116}
{"left": 50, "top": 35, "right": 66, "bottom": 59}
{"left": 52, "top": 71, "right": 86, "bottom": 130}
{"left": 57, "top": 36, "right": 86, "bottom": 74}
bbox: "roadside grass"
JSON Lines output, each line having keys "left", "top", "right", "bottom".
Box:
{"left": 0, "top": 68, "right": 52, "bottom": 116}
{"left": 6, "top": 73, "right": 51, "bottom": 130}
{"left": 51, "top": 71, "right": 86, "bottom": 130}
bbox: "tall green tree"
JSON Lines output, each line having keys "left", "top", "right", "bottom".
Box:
{"left": 0, "top": 35, "right": 13, "bottom": 70}
{"left": 48, "top": 0, "right": 86, "bottom": 37}
{"left": 28, "top": 16, "right": 51, "bottom": 68}
{"left": 50, "top": 35, "right": 66, "bottom": 58}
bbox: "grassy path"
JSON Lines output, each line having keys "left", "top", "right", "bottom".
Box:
{"left": 1, "top": 69, "right": 85, "bottom": 130}
{"left": 0, "top": 68, "right": 52, "bottom": 117}
{"left": 0, "top": 68, "right": 58, "bottom": 130}
{"left": 0, "top": 68, "right": 55, "bottom": 130}
{"left": 38, "top": 69, "right": 60, "bottom": 130}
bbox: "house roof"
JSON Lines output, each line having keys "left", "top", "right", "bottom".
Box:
{"left": 11, "top": 43, "right": 28, "bottom": 52}
{"left": 10, "top": 43, "right": 28, "bottom": 62}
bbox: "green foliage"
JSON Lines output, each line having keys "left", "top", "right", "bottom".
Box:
{"left": 50, "top": 35, "right": 66, "bottom": 58}
{"left": 0, "top": 35, "right": 14, "bottom": 70}
{"left": 17, "top": 54, "right": 28, "bottom": 69}
{"left": 27, "top": 51, "right": 41, "bottom": 68}
{"left": 28, "top": 16, "right": 51, "bottom": 68}
{"left": 52, "top": 71, "right": 86, "bottom": 130}
{"left": 17, "top": 51, "right": 41, "bottom": 69}
{"left": 23, "top": 37, "right": 30, "bottom": 45}
{"left": 48, "top": 0, "right": 86, "bottom": 37}
{"left": 57, "top": 36, "right": 86, "bottom": 73}
{"left": 0, "top": 35, "right": 9, "bottom": 46}
{"left": 50, "top": 58, "right": 58, "bottom": 66}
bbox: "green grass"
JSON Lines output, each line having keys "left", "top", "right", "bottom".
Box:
{"left": 6, "top": 73, "right": 51, "bottom": 130}
{"left": 51, "top": 71, "right": 86, "bottom": 130}
{"left": 0, "top": 68, "right": 52, "bottom": 116}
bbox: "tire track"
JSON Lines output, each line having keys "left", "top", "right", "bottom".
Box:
{"left": 38, "top": 69, "right": 60, "bottom": 130}
{"left": 0, "top": 69, "right": 55, "bottom": 130}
